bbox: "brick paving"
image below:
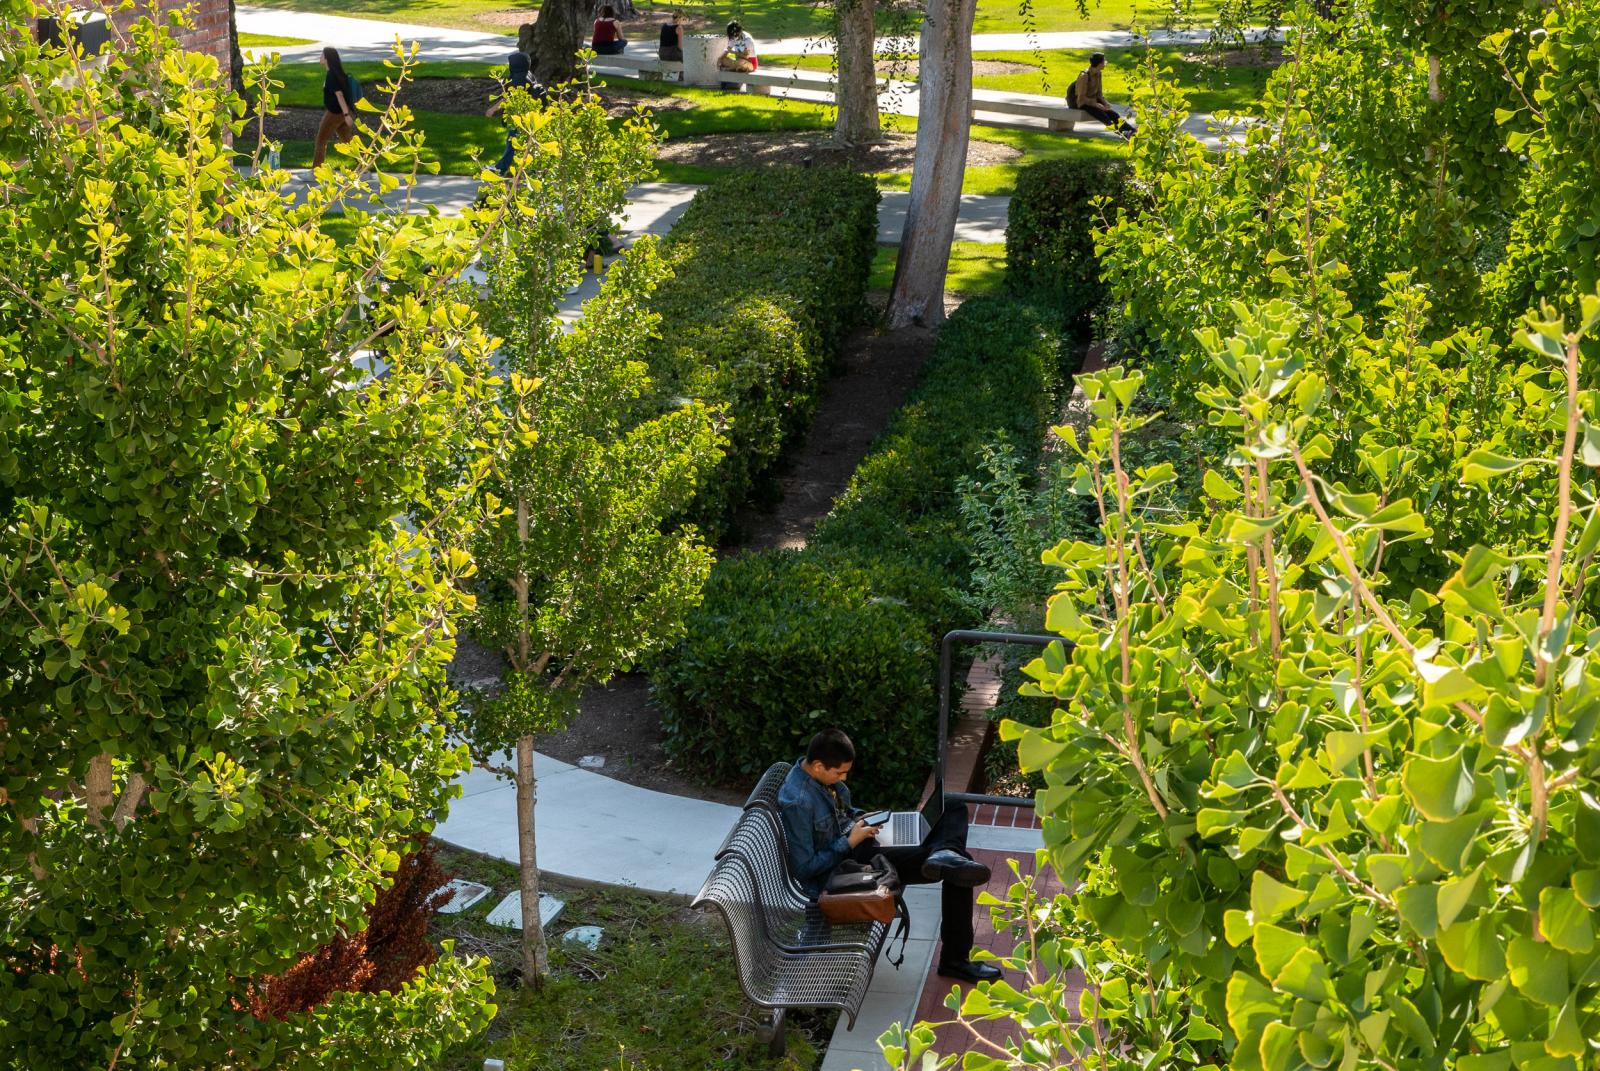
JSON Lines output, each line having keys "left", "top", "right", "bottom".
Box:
{"left": 912, "top": 829, "right": 1081, "bottom": 1058}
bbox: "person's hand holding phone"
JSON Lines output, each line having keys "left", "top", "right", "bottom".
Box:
{"left": 847, "top": 811, "right": 890, "bottom": 847}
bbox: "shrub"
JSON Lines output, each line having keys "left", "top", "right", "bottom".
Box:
{"left": 653, "top": 550, "right": 936, "bottom": 802}
{"left": 650, "top": 169, "right": 880, "bottom": 539}
{"left": 249, "top": 837, "right": 454, "bottom": 1020}
{"left": 655, "top": 298, "right": 1071, "bottom": 805}
{"left": 1004, "top": 158, "right": 1131, "bottom": 332}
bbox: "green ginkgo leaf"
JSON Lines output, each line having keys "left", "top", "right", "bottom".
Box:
{"left": 1401, "top": 747, "right": 1476, "bottom": 820}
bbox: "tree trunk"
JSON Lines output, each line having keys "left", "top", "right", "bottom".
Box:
{"left": 511, "top": 496, "right": 549, "bottom": 986}
{"left": 885, "top": 0, "right": 974, "bottom": 328}
{"left": 515, "top": 733, "right": 550, "bottom": 985}
{"left": 227, "top": 0, "right": 250, "bottom": 103}
{"left": 834, "top": 0, "right": 880, "bottom": 146}
{"left": 528, "top": 0, "right": 591, "bottom": 86}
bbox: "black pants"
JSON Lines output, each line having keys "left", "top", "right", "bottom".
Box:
{"left": 846, "top": 803, "right": 975, "bottom": 962}
{"left": 1082, "top": 103, "right": 1135, "bottom": 135}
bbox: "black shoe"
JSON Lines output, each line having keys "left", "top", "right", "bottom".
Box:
{"left": 937, "top": 959, "right": 1003, "bottom": 984}
{"left": 920, "top": 849, "right": 990, "bottom": 887}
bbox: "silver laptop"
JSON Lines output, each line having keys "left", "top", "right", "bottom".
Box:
{"left": 871, "top": 788, "right": 944, "bottom": 848}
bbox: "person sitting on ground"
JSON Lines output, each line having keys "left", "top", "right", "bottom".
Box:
{"left": 1070, "top": 51, "right": 1136, "bottom": 138}
{"left": 658, "top": 10, "right": 684, "bottom": 62}
{"left": 776, "top": 728, "right": 1003, "bottom": 985}
{"left": 591, "top": 5, "right": 627, "bottom": 55}
{"left": 717, "top": 19, "right": 758, "bottom": 72}
{"left": 313, "top": 46, "right": 356, "bottom": 169}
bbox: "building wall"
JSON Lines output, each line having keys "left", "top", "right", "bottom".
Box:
{"left": 39, "top": 0, "right": 232, "bottom": 73}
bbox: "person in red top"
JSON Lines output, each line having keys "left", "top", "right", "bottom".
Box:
{"left": 591, "top": 6, "right": 626, "bottom": 55}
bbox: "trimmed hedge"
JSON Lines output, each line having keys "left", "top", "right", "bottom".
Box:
{"left": 654, "top": 298, "right": 1071, "bottom": 806}
{"left": 1004, "top": 158, "right": 1131, "bottom": 332}
{"left": 650, "top": 169, "right": 879, "bottom": 540}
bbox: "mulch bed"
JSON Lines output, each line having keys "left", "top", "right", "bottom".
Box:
{"left": 656, "top": 130, "right": 1019, "bottom": 172}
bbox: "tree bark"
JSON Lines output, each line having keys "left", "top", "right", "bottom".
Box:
{"left": 834, "top": 0, "right": 880, "bottom": 146}
{"left": 515, "top": 733, "right": 550, "bottom": 985}
{"left": 528, "top": 0, "right": 591, "bottom": 87}
{"left": 885, "top": 0, "right": 974, "bottom": 328}
{"left": 227, "top": 0, "right": 248, "bottom": 102}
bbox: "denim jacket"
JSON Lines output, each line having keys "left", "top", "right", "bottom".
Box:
{"left": 777, "top": 758, "right": 858, "bottom": 897}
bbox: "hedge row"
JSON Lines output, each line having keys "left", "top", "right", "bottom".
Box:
{"left": 653, "top": 297, "right": 1073, "bottom": 806}
{"left": 649, "top": 169, "right": 879, "bottom": 540}
{"left": 1004, "top": 157, "right": 1131, "bottom": 332}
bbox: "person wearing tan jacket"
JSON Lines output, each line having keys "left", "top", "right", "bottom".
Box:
{"left": 1071, "top": 52, "right": 1136, "bottom": 138}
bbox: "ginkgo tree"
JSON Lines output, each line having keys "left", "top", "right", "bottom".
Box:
{"left": 462, "top": 87, "right": 723, "bottom": 985}
{"left": 0, "top": 5, "right": 500, "bottom": 1065}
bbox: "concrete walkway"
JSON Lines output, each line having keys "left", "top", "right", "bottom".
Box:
{"left": 289, "top": 174, "right": 1009, "bottom": 244}
{"left": 435, "top": 754, "right": 740, "bottom": 897}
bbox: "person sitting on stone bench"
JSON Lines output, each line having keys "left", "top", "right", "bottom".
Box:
{"left": 658, "top": 10, "right": 684, "bottom": 62}
{"left": 591, "top": 5, "right": 627, "bottom": 56}
{"left": 776, "top": 728, "right": 1003, "bottom": 984}
{"left": 1070, "top": 52, "right": 1137, "bottom": 139}
{"left": 718, "top": 19, "right": 759, "bottom": 76}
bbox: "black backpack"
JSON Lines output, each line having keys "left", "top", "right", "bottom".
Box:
{"left": 1067, "top": 76, "right": 1080, "bottom": 108}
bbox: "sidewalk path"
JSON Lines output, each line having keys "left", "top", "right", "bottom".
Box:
{"left": 436, "top": 753, "right": 740, "bottom": 898}
{"left": 291, "top": 174, "right": 1009, "bottom": 244}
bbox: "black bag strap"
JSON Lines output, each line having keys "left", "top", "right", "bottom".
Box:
{"left": 866, "top": 854, "right": 911, "bottom": 969}
{"left": 883, "top": 894, "right": 911, "bottom": 969}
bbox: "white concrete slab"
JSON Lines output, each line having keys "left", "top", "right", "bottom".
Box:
{"left": 818, "top": 885, "right": 941, "bottom": 1071}
{"left": 435, "top": 751, "right": 740, "bottom": 897}
{"left": 436, "top": 878, "right": 491, "bottom": 914}
{"left": 484, "top": 890, "right": 566, "bottom": 930}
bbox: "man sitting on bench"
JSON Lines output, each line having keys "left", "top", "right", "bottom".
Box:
{"left": 1070, "top": 52, "right": 1137, "bottom": 138}
{"left": 777, "top": 728, "right": 1003, "bottom": 984}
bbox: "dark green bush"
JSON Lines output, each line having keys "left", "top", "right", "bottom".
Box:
{"left": 1004, "top": 158, "right": 1131, "bottom": 332}
{"left": 655, "top": 298, "right": 1071, "bottom": 805}
{"left": 650, "top": 169, "right": 879, "bottom": 539}
{"left": 653, "top": 550, "right": 936, "bottom": 803}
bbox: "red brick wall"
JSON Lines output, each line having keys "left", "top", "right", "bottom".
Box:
{"left": 40, "top": 0, "right": 232, "bottom": 73}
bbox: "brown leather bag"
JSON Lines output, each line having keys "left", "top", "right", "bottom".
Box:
{"left": 819, "top": 863, "right": 898, "bottom": 924}
{"left": 818, "top": 855, "right": 910, "bottom": 965}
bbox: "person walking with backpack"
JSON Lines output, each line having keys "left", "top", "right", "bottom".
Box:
{"left": 313, "top": 46, "right": 359, "bottom": 168}
{"left": 485, "top": 50, "right": 541, "bottom": 175}
{"left": 1070, "top": 52, "right": 1136, "bottom": 138}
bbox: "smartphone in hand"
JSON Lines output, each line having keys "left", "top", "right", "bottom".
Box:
{"left": 860, "top": 810, "right": 891, "bottom": 828}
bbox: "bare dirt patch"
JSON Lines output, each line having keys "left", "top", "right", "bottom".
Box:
{"left": 1180, "top": 45, "right": 1286, "bottom": 67}
{"left": 863, "top": 56, "right": 1036, "bottom": 78}
{"left": 731, "top": 322, "right": 936, "bottom": 553}
{"left": 657, "top": 130, "right": 1019, "bottom": 173}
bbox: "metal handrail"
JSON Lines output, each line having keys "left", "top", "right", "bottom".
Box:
{"left": 936, "top": 629, "right": 1069, "bottom": 810}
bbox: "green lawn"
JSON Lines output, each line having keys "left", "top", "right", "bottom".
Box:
{"left": 243, "top": 0, "right": 1222, "bottom": 43}
{"left": 433, "top": 845, "right": 827, "bottom": 1071}
{"left": 239, "top": 31, "right": 315, "bottom": 47}
{"left": 869, "top": 241, "right": 1007, "bottom": 295}
{"left": 768, "top": 45, "right": 1276, "bottom": 115}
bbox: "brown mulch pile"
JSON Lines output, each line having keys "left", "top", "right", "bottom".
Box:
{"left": 656, "top": 130, "right": 1019, "bottom": 173}
{"left": 1179, "top": 45, "right": 1286, "bottom": 67}
{"left": 863, "top": 56, "right": 1036, "bottom": 78}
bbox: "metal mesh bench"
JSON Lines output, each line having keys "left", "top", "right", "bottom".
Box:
{"left": 695, "top": 764, "right": 887, "bottom": 1056}
{"left": 716, "top": 806, "right": 883, "bottom": 952}
{"left": 741, "top": 759, "right": 790, "bottom": 813}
